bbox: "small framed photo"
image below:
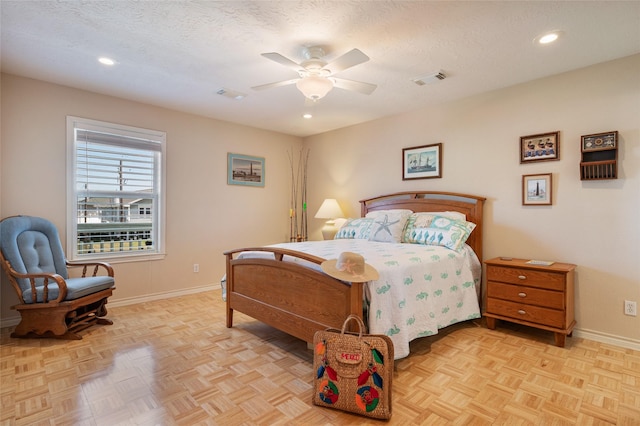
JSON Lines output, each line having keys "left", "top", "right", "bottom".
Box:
{"left": 402, "top": 143, "right": 442, "bottom": 180}
{"left": 522, "top": 173, "right": 552, "bottom": 206}
{"left": 227, "top": 153, "right": 265, "bottom": 187}
{"left": 520, "top": 131, "right": 559, "bottom": 163}
{"left": 581, "top": 131, "right": 617, "bottom": 152}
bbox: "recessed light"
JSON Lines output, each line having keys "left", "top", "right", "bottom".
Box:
{"left": 535, "top": 31, "right": 563, "bottom": 45}
{"left": 303, "top": 113, "right": 312, "bottom": 119}
{"left": 539, "top": 33, "right": 558, "bottom": 44}
{"left": 98, "top": 57, "right": 115, "bottom": 66}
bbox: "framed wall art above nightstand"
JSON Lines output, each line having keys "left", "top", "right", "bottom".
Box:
{"left": 520, "top": 131, "right": 559, "bottom": 163}
{"left": 522, "top": 173, "right": 552, "bottom": 206}
{"left": 580, "top": 131, "right": 618, "bottom": 180}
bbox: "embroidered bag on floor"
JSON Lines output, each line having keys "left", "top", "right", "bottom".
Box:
{"left": 312, "top": 314, "right": 394, "bottom": 420}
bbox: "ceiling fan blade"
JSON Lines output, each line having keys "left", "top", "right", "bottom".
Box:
{"left": 325, "top": 49, "right": 370, "bottom": 74}
{"left": 332, "top": 78, "right": 377, "bottom": 95}
{"left": 251, "top": 78, "right": 299, "bottom": 91}
{"left": 261, "top": 52, "right": 304, "bottom": 73}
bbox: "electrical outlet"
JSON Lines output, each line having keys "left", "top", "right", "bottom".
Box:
{"left": 624, "top": 300, "right": 637, "bottom": 316}
{"left": 193, "top": 264, "right": 199, "bottom": 273}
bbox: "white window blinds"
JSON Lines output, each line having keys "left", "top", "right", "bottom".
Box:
{"left": 67, "top": 117, "right": 166, "bottom": 260}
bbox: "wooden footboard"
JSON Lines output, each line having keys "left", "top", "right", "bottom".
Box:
{"left": 224, "top": 247, "right": 364, "bottom": 343}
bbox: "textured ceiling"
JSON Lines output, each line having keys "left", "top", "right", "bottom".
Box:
{"left": 2, "top": 1, "right": 639, "bottom": 137}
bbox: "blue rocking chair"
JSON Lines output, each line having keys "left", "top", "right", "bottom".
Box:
{"left": 0, "top": 216, "right": 115, "bottom": 339}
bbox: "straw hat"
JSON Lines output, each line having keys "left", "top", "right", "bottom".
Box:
{"left": 321, "top": 252, "right": 379, "bottom": 282}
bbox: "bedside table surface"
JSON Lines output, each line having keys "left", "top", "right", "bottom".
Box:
{"left": 485, "top": 257, "right": 576, "bottom": 273}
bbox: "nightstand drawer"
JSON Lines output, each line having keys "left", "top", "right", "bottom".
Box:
{"left": 486, "top": 298, "right": 565, "bottom": 328}
{"left": 486, "top": 281, "right": 565, "bottom": 310}
{"left": 486, "top": 266, "right": 565, "bottom": 291}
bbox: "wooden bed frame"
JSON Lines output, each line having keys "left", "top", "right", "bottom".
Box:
{"left": 224, "top": 191, "right": 485, "bottom": 343}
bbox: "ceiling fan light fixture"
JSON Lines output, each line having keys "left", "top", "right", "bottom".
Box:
{"left": 296, "top": 75, "right": 334, "bottom": 100}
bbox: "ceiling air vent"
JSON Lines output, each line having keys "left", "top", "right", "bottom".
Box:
{"left": 216, "top": 88, "right": 247, "bottom": 100}
{"left": 412, "top": 70, "right": 446, "bottom": 86}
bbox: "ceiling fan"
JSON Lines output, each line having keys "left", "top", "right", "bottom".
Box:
{"left": 252, "top": 46, "right": 377, "bottom": 101}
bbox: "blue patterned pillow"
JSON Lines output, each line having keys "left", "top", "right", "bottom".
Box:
{"left": 334, "top": 218, "right": 375, "bottom": 240}
{"left": 407, "top": 216, "right": 476, "bottom": 252}
{"left": 402, "top": 211, "right": 467, "bottom": 243}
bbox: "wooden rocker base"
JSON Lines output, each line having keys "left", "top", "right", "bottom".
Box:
{"left": 10, "top": 289, "right": 114, "bottom": 340}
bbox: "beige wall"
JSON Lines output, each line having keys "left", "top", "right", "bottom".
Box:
{"left": 1, "top": 74, "right": 302, "bottom": 320}
{"left": 2, "top": 55, "right": 638, "bottom": 347}
{"left": 304, "top": 54, "right": 640, "bottom": 346}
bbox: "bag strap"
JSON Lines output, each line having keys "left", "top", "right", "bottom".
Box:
{"left": 340, "top": 314, "right": 367, "bottom": 337}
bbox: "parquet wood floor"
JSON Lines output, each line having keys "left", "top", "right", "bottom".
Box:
{"left": 1, "top": 290, "right": 639, "bottom": 425}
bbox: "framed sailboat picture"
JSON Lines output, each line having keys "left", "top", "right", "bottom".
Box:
{"left": 402, "top": 143, "right": 442, "bottom": 180}
{"left": 227, "top": 153, "right": 265, "bottom": 187}
{"left": 522, "top": 173, "right": 552, "bottom": 205}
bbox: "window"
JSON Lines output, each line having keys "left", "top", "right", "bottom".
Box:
{"left": 67, "top": 116, "right": 166, "bottom": 261}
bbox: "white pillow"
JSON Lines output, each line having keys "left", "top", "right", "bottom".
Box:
{"left": 365, "top": 209, "right": 413, "bottom": 219}
{"left": 367, "top": 210, "right": 412, "bottom": 243}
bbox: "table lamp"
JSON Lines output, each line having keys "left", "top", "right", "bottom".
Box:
{"left": 314, "top": 198, "right": 344, "bottom": 240}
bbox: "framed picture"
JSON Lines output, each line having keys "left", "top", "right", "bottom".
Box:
{"left": 402, "top": 143, "right": 442, "bottom": 180}
{"left": 227, "top": 153, "right": 265, "bottom": 187}
{"left": 581, "top": 131, "right": 617, "bottom": 152}
{"left": 520, "top": 131, "right": 559, "bottom": 163}
{"left": 522, "top": 173, "right": 552, "bottom": 206}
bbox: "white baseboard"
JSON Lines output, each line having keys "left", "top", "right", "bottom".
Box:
{"left": 0, "top": 316, "right": 20, "bottom": 328}
{"left": 573, "top": 327, "right": 640, "bottom": 351}
{"left": 108, "top": 284, "right": 218, "bottom": 308}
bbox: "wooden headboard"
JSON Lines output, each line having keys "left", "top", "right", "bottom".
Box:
{"left": 360, "top": 191, "right": 486, "bottom": 262}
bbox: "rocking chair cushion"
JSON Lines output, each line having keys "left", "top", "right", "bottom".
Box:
{"left": 22, "top": 276, "right": 115, "bottom": 304}
{"left": 17, "top": 229, "right": 65, "bottom": 277}
{"left": 0, "top": 216, "right": 69, "bottom": 292}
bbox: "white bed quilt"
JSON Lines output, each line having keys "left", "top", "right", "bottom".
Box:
{"left": 266, "top": 239, "right": 482, "bottom": 359}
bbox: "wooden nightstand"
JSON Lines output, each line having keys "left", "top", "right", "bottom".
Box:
{"left": 484, "top": 257, "right": 576, "bottom": 347}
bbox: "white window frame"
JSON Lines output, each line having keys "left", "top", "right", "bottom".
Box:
{"left": 66, "top": 116, "right": 166, "bottom": 262}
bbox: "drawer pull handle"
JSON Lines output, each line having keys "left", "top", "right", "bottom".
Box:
{"left": 518, "top": 275, "right": 527, "bottom": 280}
{"left": 517, "top": 309, "right": 526, "bottom": 315}
{"left": 518, "top": 292, "right": 527, "bottom": 298}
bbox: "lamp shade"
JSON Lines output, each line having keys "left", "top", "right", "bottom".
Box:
{"left": 314, "top": 199, "right": 344, "bottom": 219}
{"left": 296, "top": 76, "right": 334, "bottom": 101}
